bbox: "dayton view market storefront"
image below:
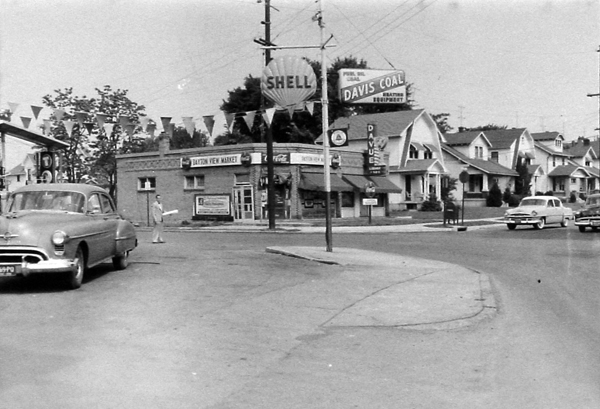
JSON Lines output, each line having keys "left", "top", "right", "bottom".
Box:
{"left": 115, "top": 138, "right": 403, "bottom": 226}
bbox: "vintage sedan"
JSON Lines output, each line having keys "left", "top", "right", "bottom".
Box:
{"left": 574, "top": 193, "right": 600, "bottom": 232}
{"left": 504, "top": 195, "right": 573, "bottom": 230}
{"left": 0, "top": 183, "right": 137, "bottom": 289}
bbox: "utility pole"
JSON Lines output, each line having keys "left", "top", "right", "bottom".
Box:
{"left": 587, "top": 45, "right": 600, "bottom": 187}
{"left": 255, "top": 0, "right": 277, "bottom": 229}
{"left": 318, "top": 0, "right": 333, "bottom": 252}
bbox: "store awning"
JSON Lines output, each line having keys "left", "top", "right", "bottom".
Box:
{"left": 298, "top": 172, "right": 354, "bottom": 192}
{"left": 342, "top": 174, "right": 372, "bottom": 190}
{"left": 368, "top": 176, "right": 403, "bottom": 193}
{"left": 342, "top": 174, "right": 403, "bottom": 194}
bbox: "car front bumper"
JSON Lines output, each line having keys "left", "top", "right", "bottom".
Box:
{"left": 505, "top": 217, "right": 541, "bottom": 225}
{"left": 0, "top": 246, "right": 77, "bottom": 277}
{"left": 574, "top": 218, "right": 600, "bottom": 227}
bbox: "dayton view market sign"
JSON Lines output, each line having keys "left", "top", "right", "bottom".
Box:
{"left": 338, "top": 69, "right": 406, "bottom": 104}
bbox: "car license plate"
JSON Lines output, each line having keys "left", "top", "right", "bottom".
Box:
{"left": 592, "top": 221, "right": 600, "bottom": 226}
{"left": 515, "top": 219, "right": 521, "bottom": 224}
{"left": 0, "top": 265, "right": 19, "bottom": 276}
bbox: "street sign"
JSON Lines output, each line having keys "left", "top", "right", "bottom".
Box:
{"left": 362, "top": 198, "right": 378, "bottom": 206}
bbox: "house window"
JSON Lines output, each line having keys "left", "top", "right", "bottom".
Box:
{"left": 555, "top": 139, "right": 562, "bottom": 148}
{"left": 552, "top": 158, "right": 556, "bottom": 167}
{"left": 409, "top": 145, "right": 419, "bottom": 159}
{"left": 490, "top": 151, "right": 498, "bottom": 162}
{"left": 423, "top": 147, "right": 433, "bottom": 159}
{"left": 571, "top": 178, "right": 576, "bottom": 184}
{"left": 586, "top": 160, "right": 591, "bottom": 166}
{"left": 474, "top": 146, "right": 483, "bottom": 158}
{"left": 138, "top": 177, "right": 156, "bottom": 191}
{"left": 185, "top": 175, "right": 205, "bottom": 190}
{"left": 561, "top": 158, "right": 565, "bottom": 165}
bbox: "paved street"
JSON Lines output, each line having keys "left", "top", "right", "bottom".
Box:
{"left": 1, "top": 225, "right": 599, "bottom": 408}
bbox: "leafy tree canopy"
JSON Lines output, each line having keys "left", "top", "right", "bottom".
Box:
{"left": 217, "top": 55, "right": 415, "bottom": 145}
{"left": 432, "top": 113, "right": 453, "bottom": 133}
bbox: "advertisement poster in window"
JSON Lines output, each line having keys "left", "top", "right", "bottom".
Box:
{"left": 195, "top": 194, "right": 231, "bottom": 216}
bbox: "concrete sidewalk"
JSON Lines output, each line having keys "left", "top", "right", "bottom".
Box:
{"left": 266, "top": 246, "right": 497, "bottom": 330}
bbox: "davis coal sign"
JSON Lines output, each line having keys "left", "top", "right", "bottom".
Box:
{"left": 338, "top": 69, "right": 406, "bottom": 104}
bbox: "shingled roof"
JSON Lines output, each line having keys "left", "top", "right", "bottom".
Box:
{"left": 530, "top": 131, "right": 563, "bottom": 142}
{"left": 443, "top": 131, "right": 489, "bottom": 147}
{"left": 442, "top": 144, "right": 518, "bottom": 176}
{"left": 484, "top": 128, "right": 527, "bottom": 150}
{"left": 317, "top": 109, "right": 426, "bottom": 143}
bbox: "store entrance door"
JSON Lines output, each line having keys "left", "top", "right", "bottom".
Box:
{"left": 233, "top": 185, "right": 254, "bottom": 220}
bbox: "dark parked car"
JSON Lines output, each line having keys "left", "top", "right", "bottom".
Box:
{"left": 574, "top": 193, "right": 600, "bottom": 232}
{"left": 0, "top": 183, "right": 137, "bottom": 289}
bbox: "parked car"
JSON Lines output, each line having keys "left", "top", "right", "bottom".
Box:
{"left": 0, "top": 183, "right": 137, "bottom": 289}
{"left": 573, "top": 193, "right": 600, "bottom": 232}
{"left": 504, "top": 195, "right": 573, "bottom": 230}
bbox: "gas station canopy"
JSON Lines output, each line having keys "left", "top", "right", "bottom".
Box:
{"left": 0, "top": 121, "right": 68, "bottom": 150}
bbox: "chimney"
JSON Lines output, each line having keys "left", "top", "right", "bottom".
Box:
{"left": 158, "top": 132, "right": 170, "bottom": 157}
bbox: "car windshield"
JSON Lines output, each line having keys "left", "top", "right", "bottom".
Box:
{"left": 8, "top": 191, "right": 86, "bottom": 213}
{"left": 586, "top": 197, "right": 600, "bottom": 206}
{"left": 520, "top": 198, "right": 546, "bottom": 207}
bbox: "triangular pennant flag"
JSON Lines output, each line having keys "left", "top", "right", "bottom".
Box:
{"left": 305, "top": 101, "right": 315, "bottom": 116}
{"left": 96, "top": 113, "right": 108, "bottom": 128}
{"left": 20, "top": 117, "right": 32, "bottom": 129}
{"left": 53, "top": 108, "right": 65, "bottom": 121}
{"left": 7, "top": 102, "right": 19, "bottom": 115}
{"left": 43, "top": 119, "right": 52, "bottom": 134}
{"left": 182, "top": 116, "right": 193, "bottom": 125}
{"left": 183, "top": 119, "right": 195, "bottom": 137}
{"left": 75, "top": 111, "right": 87, "bottom": 127}
{"left": 125, "top": 124, "right": 135, "bottom": 137}
{"left": 103, "top": 123, "right": 115, "bottom": 136}
{"left": 119, "top": 115, "right": 130, "bottom": 128}
{"left": 243, "top": 111, "right": 256, "bottom": 132}
{"left": 160, "top": 117, "right": 172, "bottom": 133}
{"left": 224, "top": 113, "right": 235, "bottom": 131}
{"left": 203, "top": 115, "right": 215, "bottom": 137}
{"left": 262, "top": 108, "right": 276, "bottom": 127}
{"left": 167, "top": 123, "right": 175, "bottom": 138}
{"left": 63, "top": 120, "right": 75, "bottom": 137}
{"left": 31, "top": 105, "right": 43, "bottom": 120}
{"left": 147, "top": 123, "right": 157, "bottom": 137}
{"left": 139, "top": 116, "right": 150, "bottom": 132}
{"left": 84, "top": 122, "right": 95, "bottom": 135}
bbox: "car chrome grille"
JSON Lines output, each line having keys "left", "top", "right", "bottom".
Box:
{"left": 0, "top": 248, "right": 46, "bottom": 264}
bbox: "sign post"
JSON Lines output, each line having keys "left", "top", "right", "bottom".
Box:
{"left": 459, "top": 170, "right": 469, "bottom": 225}
{"left": 364, "top": 181, "right": 376, "bottom": 224}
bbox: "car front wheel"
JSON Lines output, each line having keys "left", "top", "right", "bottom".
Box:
{"left": 67, "top": 247, "right": 85, "bottom": 289}
{"left": 113, "top": 251, "right": 129, "bottom": 270}
{"left": 534, "top": 218, "right": 545, "bottom": 230}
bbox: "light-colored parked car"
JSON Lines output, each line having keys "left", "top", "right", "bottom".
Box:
{"left": 574, "top": 193, "right": 600, "bottom": 232}
{"left": 0, "top": 183, "right": 137, "bottom": 289}
{"left": 504, "top": 195, "right": 573, "bottom": 230}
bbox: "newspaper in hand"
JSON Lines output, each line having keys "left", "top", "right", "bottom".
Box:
{"left": 162, "top": 209, "right": 179, "bottom": 216}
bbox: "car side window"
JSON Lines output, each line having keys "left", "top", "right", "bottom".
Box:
{"left": 547, "top": 200, "right": 554, "bottom": 207}
{"left": 88, "top": 194, "right": 102, "bottom": 214}
{"left": 100, "top": 194, "right": 115, "bottom": 214}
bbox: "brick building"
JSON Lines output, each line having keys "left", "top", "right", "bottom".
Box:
{"left": 115, "top": 136, "right": 402, "bottom": 226}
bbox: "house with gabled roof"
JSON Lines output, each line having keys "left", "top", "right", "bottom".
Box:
{"left": 563, "top": 137, "right": 600, "bottom": 193}
{"left": 324, "top": 109, "right": 446, "bottom": 210}
{"left": 483, "top": 128, "right": 536, "bottom": 169}
{"left": 529, "top": 132, "right": 579, "bottom": 195}
{"left": 5, "top": 153, "right": 36, "bottom": 191}
{"left": 441, "top": 132, "right": 517, "bottom": 204}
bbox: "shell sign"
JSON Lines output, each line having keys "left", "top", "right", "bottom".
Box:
{"left": 261, "top": 56, "right": 317, "bottom": 109}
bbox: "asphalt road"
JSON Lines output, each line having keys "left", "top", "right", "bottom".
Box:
{"left": 0, "top": 225, "right": 598, "bottom": 408}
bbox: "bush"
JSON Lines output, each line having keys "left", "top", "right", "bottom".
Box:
{"left": 487, "top": 182, "right": 503, "bottom": 207}
{"left": 579, "top": 193, "right": 586, "bottom": 201}
{"left": 544, "top": 191, "right": 554, "bottom": 196}
{"left": 569, "top": 192, "right": 577, "bottom": 203}
{"left": 502, "top": 187, "right": 512, "bottom": 204}
{"left": 508, "top": 194, "right": 522, "bottom": 207}
{"left": 420, "top": 194, "right": 442, "bottom": 212}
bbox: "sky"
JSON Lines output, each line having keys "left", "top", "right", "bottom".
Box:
{"left": 0, "top": 0, "right": 599, "bottom": 144}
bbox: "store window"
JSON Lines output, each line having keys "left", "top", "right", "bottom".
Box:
{"left": 138, "top": 177, "right": 156, "bottom": 191}
{"left": 235, "top": 173, "right": 250, "bottom": 185}
{"left": 341, "top": 192, "right": 354, "bottom": 207}
{"left": 184, "top": 175, "right": 205, "bottom": 190}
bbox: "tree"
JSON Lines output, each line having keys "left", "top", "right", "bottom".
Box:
{"left": 432, "top": 113, "right": 453, "bottom": 133}
{"left": 464, "top": 124, "right": 507, "bottom": 131}
{"left": 486, "top": 182, "right": 503, "bottom": 207}
{"left": 514, "top": 158, "right": 532, "bottom": 196}
{"left": 217, "top": 55, "right": 415, "bottom": 145}
{"left": 43, "top": 85, "right": 147, "bottom": 200}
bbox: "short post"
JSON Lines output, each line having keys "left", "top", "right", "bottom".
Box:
{"left": 364, "top": 181, "right": 376, "bottom": 225}
{"left": 459, "top": 170, "right": 469, "bottom": 226}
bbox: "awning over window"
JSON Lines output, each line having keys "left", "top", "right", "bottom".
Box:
{"left": 342, "top": 174, "right": 372, "bottom": 190}
{"left": 298, "top": 172, "right": 354, "bottom": 192}
{"left": 342, "top": 174, "right": 403, "bottom": 193}
{"left": 368, "top": 176, "right": 403, "bottom": 193}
